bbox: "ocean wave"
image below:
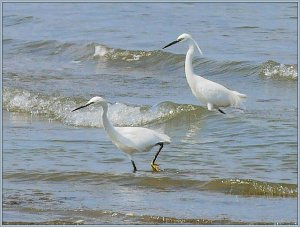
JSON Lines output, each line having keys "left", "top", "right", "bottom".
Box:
{"left": 14, "top": 40, "right": 77, "bottom": 56}
{"left": 5, "top": 39, "right": 251, "bottom": 73}
{"left": 260, "top": 60, "right": 297, "bottom": 80}
{"left": 3, "top": 204, "right": 295, "bottom": 225}
{"left": 201, "top": 178, "right": 297, "bottom": 197}
{"left": 74, "top": 44, "right": 298, "bottom": 81}
{"left": 3, "top": 210, "right": 294, "bottom": 225}
{"left": 6, "top": 39, "right": 297, "bottom": 80}
{"left": 3, "top": 87, "right": 202, "bottom": 127}
{"left": 92, "top": 43, "right": 185, "bottom": 71}
{"left": 4, "top": 14, "right": 38, "bottom": 27}
{"left": 94, "top": 44, "right": 154, "bottom": 62}
{"left": 4, "top": 171, "right": 297, "bottom": 198}
{"left": 92, "top": 43, "right": 257, "bottom": 75}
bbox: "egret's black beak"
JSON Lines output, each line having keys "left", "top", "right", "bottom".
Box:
{"left": 163, "top": 40, "right": 180, "bottom": 49}
{"left": 72, "top": 102, "right": 93, "bottom": 112}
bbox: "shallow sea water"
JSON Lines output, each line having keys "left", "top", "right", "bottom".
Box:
{"left": 2, "top": 2, "right": 298, "bottom": 224}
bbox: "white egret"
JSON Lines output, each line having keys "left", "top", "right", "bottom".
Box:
{"left": 72, "top": 96, "right": 171, "bottom": 172}
{"left": 163, "top": 33, "right": 247, "bottom": 114}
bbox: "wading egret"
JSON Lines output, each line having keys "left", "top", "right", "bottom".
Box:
{"left": 72, "top": 96, "right": 171, "bottom": 172}
{"left": 163, "top": 33, "right": 247, "bottom": 114}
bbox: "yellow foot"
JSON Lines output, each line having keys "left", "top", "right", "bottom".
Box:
{"left": 151, "top": 162, "right": 161, "bottom": 172}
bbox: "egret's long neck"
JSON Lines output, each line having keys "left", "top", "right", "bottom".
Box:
{"left": 100, "top": 102, "right": 134, "bottom": 151}
{"left": 185, "top": 42, "right": 195, "bottom": 76}
{"left": 184, "top": 41, "right": 200, "bottom": 91}
{"left": 101, "top": 102, "right": 119, "bottom": 139}
{"left": 185, "top": 40, "right": 204, "bottom": 87}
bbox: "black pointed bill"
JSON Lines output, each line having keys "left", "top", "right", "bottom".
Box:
{"left": 72, "top": 102, "right": 93, "bottom": 112}
{"left": 163, "top": 40, "right": 180, "bottom": 49}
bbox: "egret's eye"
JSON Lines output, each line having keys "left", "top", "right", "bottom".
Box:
{"left": 177, "top": 38, "right": 184, "bottom": 42}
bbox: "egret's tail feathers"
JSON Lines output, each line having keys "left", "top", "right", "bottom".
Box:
{"left": 232, "top": 91, "right": 247, "bottom": 99}
{"left": 152, "top": 127, "right": 171, "bottom": 144}
{"left": 157, "top": 132, "right": 171, "bottom": 144}
{"left": 162, "top": 135, "right": 171, "bottom": 144}
{"left": 230, "top": 91, "right": 247, "bottom": 108}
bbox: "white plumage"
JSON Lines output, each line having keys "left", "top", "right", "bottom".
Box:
{"left": 113, "top": 127, "right": 170, "bottom": 153}
{"left": 163, "top": 33, "right": 247, "bottom": 114}
{"left": 72, "top": 96, "right": 170, "bottom": 172}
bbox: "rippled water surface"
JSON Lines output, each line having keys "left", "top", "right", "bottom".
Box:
{"left": 2, "top": 2, "right": 298, "bottom": 224}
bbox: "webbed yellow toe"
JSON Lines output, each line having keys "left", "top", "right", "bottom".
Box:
{"left": 151, "top": 162, "right": 161, "bottom": 172}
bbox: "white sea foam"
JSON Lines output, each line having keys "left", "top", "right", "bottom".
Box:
{"left": 94, "top": 45, "right": 112, "bottom": 57}
{"left": 3, "top": 87, "right": 201, "bottom": 128}
{"left": 94, "top": 44, "right": 152, "bottom": 62}
{"left": 261, "top": 61, "right": 297, "bottom": 80}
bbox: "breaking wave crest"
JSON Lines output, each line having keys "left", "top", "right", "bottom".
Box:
{"left": 260, "top": 60, "right": 297, "bottom": 80}
{"left": 3, "top": 87, "right": 203, "bottom": 127}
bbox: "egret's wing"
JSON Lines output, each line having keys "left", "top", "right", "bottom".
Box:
{"left": 115, "top": 127, "right": 170, "bottom": 152}
{"left": 195, "top": 77, "right": 232, "bottom": 106}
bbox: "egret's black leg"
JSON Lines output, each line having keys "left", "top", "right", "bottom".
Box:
{"left": 152, "top": 142, "right": 164, "bottom": 164}
{"left": 131, "top": 160, "right": 137, "bottom": 172}
{"left": 218, "top": 108, "right": 226, "bottom": 114}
